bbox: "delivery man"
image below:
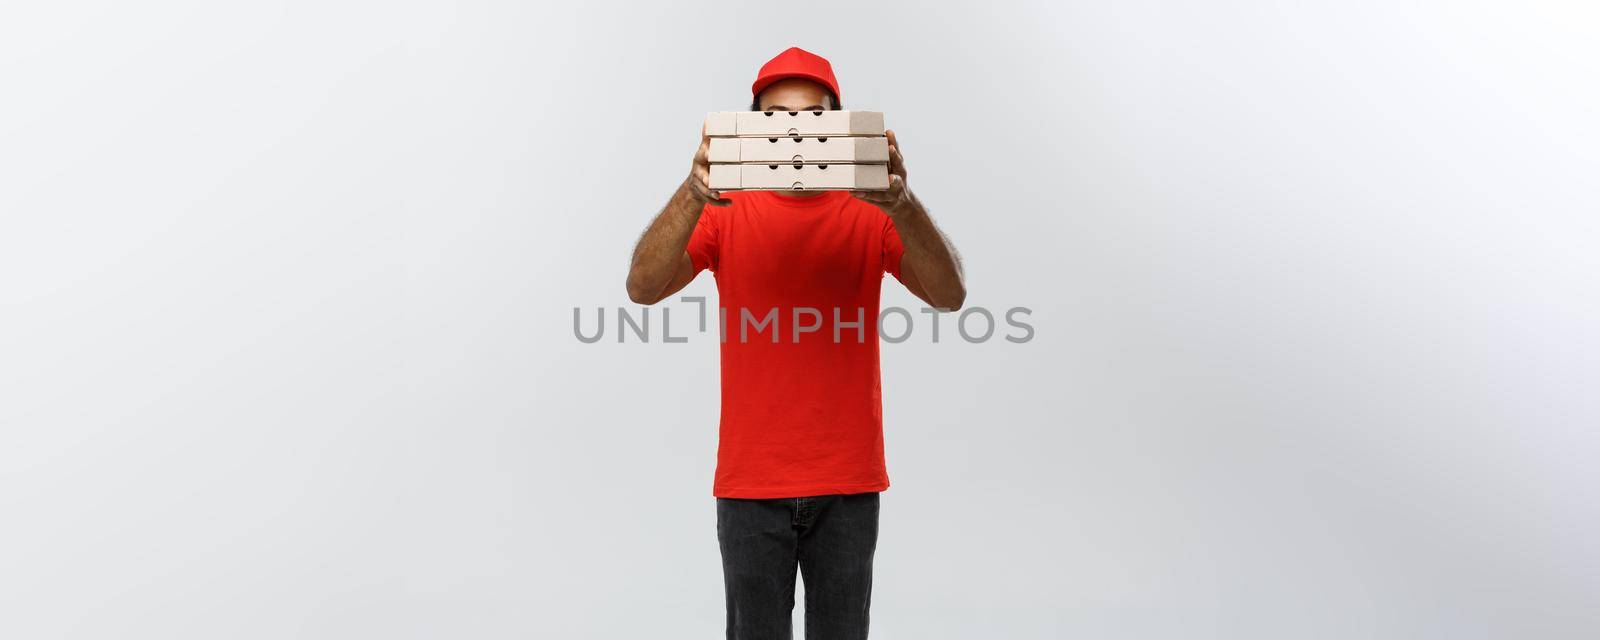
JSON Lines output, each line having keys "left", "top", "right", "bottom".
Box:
{"left": 625, "top": 47, "right": 966, "bottom": 639}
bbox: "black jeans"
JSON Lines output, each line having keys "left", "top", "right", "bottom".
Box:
{"left": 716, "top": 492, "right": 881, "bottom": 640}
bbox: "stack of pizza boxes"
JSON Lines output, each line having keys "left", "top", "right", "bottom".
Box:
{"left": 704, "top": 110, "right": 890, "bottom": 191}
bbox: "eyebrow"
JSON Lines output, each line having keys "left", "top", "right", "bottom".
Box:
{"left": 762, "top": 104, "right": 828, "bottom": 112}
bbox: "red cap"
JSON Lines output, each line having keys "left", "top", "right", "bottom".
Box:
{"left": 751, "top": 47, "right": 841, "bottom": 103}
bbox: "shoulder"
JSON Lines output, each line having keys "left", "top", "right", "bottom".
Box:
{"left": 705, "top": 191, "right": 759, "bottom": 217}
{"left": 838, "top": 193, "right": 893, "bottom": 229}
{"left": 720, "top": 191, "right": 760, "bottom": 207}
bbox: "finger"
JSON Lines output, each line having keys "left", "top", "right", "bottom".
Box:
{"left": 692, "top": 187, "right": 731, "bottom": 207}
{"left": 889, "top": 145, "right": 907, "bottom": 177}
{"left": 872, "top": 177, "right": 902, "bottom": 202}
{"left": 687, "top": 173, "right": 713, "bottom": 199}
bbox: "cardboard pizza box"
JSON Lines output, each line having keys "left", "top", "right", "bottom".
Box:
{"left": 708, "top": 136, "right": 890, "bottom": 164}
{"left": 704, "top": 110, "right": 885, "bottom": 137}
{"left": 708, "top": 163, "right": 890, "bottom": 191}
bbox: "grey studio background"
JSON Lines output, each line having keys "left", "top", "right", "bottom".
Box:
{"left": 2, "top": 1, "right": 1597, "bottom": 639}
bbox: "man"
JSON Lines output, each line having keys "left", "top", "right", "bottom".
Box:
{"left": 625, "top": 47, "right": 966, "bottom": 639}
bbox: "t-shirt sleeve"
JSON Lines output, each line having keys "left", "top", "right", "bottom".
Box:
{"left": 686, "top": 204, "right": 722, "bottom": 274}
{"left": 882, "top": 216, "right": 906, "bottom": 280}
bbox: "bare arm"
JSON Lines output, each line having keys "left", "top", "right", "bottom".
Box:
{"left": 625, "top": 128, "right": 730, "bottom": 305}
{"left": 854, "top": 130, "right": 967, "bottom": 311}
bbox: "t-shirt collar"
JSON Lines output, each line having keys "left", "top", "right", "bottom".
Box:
{"left": 764, "top": 190, "right": 848, "bottom": 208}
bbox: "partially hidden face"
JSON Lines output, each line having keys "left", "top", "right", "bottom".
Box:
{"left": 751, "top": 78, "right": 839, "bottom": 197}
{"left": 755, "top": 78, "right": 835, "bottom": 113}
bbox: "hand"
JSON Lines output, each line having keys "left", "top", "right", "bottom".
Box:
{"left": 853, "top": 129, "right": 914, "bottom": 217}
{"left": 686, "top": 123, "right": 732, "bottom": 207}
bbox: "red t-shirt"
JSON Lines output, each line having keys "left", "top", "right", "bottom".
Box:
{"left": 687, "top": 190, "right": 906, "bottom": 499}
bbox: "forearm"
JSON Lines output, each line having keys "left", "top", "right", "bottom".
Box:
{"left": 626, "top": 178, "right": 706, "bottom": 304}
{"left": 888, "top": 194, "right": 966, "bottom": 310}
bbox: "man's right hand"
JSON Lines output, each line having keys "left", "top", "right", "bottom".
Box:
{"left": 627, "top": 123, "right": 729, "bottom": 304}
{"left": 687, "top": 124, "right": 732, "bottom": 207}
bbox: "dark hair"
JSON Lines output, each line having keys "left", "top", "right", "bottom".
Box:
{"left": 750, "top": 90, "right": 841, "bottom": 112}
